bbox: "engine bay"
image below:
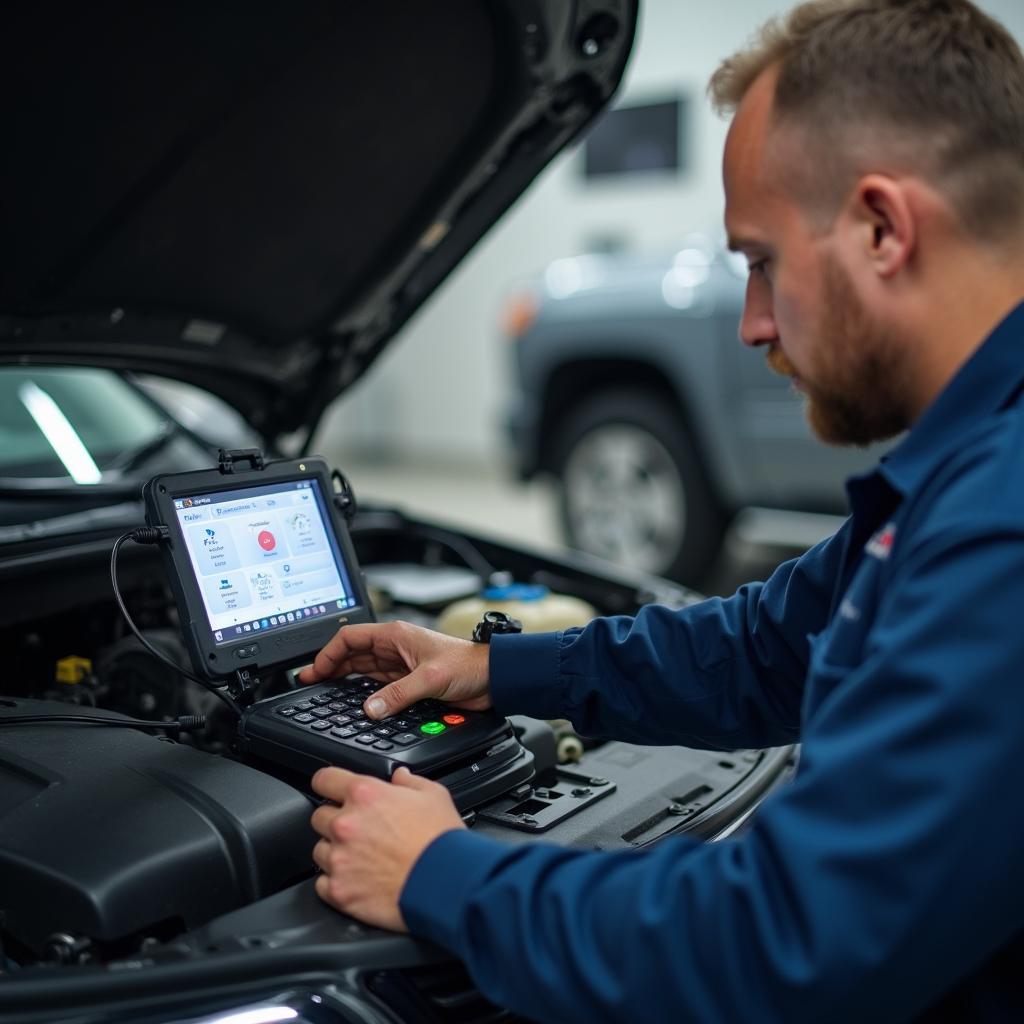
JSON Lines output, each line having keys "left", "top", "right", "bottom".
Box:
{"left": 0, "top": 505, "right": 794, "bottom": 982}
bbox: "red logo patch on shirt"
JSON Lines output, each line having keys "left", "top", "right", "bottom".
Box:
{"left": 865, "top": 523, "right": 896, "bottom": 560}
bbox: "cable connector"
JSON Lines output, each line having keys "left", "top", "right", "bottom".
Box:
{"left": 110, "top": 529, "right": 243, "bottom": 718}
{"left": 175, "top": 715, "right": 206, "bottom": 733}
{"left": 129, "top": 526, "right": 170, "bottom": 545}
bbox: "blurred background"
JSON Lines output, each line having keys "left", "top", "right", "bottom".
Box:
{"left": 309, "top": 0, "right": 1024, "bottom": 596}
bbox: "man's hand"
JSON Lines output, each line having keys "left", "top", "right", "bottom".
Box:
{"left": 310, "top": 766, "right": 466, "bottom": 931}
{"left": 297, "top": 620, "right": 492, "bottom": 720}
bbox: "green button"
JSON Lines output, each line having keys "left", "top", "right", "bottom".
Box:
{"left": 420, "top": 721, "right": 446, "bottom": 735}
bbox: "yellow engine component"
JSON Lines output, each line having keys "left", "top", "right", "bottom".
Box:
{"left": 55, "top": 655, "right": 93, "bottom": 686}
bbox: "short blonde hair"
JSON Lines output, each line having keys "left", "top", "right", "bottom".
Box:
{"left": 709, "top": 0, "right": 1024, "bottom": 240}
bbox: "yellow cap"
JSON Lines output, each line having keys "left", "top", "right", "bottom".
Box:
{"left": 55, "top": 656, "right": 93, "bottom": 685}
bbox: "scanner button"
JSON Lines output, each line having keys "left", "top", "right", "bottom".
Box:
{"left": 392, "top": 733, "right": 419, "bottom": 746}
{"left": 293, "top": 712, "right": 316, "bottom": 724}
{"left": 373, "top": 740, "right": 395, "bottom": 751}
{"left": 311, "top": 720, "right": 332, "bottom": 731}
{"left": 442, "top": 714, "right": 466, "bottom": 726}
{"left": 276, "top": 706, "right": 298, "bottom": 717}
{"left": 236, "top": 644, "right": 259, "bottom": 659}
{"left": 420, "top": 721, "right": 446, "bottom": 736}
{"left": 355, "top": 734, "right": 377, "bottom": 745}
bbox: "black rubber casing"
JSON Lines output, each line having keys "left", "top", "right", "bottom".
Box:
{"left": 142, "top": 457, "right": 375, "bottom": 681}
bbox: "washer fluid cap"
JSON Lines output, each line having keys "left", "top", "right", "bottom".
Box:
{"left": 482, "top": 583, "right": 549, "bottom": 602}
{"left": 437, "top": 587, "right": 598, "bottom": 639}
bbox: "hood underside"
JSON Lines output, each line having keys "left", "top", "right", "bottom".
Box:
{"left": 0, "top": 1, "right": 637, "bottom": 441}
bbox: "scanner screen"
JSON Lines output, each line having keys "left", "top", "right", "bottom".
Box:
{"left": 172, "top": 477, "right": 357, "bottom": 646}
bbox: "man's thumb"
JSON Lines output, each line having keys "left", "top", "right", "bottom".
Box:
{"left": 363, "top": 666, "right": 438, "bottom": 719}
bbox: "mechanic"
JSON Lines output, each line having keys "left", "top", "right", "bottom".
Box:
{"left": 300, "top": 1, "right": 1024, "bottom": 1020}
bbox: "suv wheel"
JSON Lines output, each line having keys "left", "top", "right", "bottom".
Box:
{"left": 551, "top": 391, "right": 725, "bottom": 582}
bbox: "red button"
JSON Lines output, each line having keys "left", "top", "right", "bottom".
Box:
{"left": 442, "top": 714, "right": 466, "bottom": 726}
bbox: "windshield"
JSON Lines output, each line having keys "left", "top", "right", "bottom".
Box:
{"left": 0, "top": 368, "right": 167, "bottom": 482}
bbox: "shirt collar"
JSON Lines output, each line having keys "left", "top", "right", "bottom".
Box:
{"left": 872, "top": 299, "right": 1024, "bottom": 498}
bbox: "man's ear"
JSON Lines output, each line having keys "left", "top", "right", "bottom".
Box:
{"left": 847, "top": 174, "right": 915, "bottom": 278}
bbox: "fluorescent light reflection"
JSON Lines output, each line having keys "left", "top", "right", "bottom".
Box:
{"left": 204, "top": 1007, "right": 299, "bottom": 1024}
{"left": 544, "top": 256, "right": 607, "bottom": 299}
{"left": 662, "top": 244, "right": 713, "bottom": 310}
{"left": 18, "top": 380, "right": 102, "bottom": 484}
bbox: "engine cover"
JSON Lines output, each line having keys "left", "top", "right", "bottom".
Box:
{"left": 0, "top": 699, "right": 315, "bottom": 954}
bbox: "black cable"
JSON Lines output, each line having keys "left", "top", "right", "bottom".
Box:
{"left": 0, "top": 713, "right": 206, "bottom": 734}
{"left": 354, "top": 519, "right": 498, "bottom": 582}
{"left": 110, "top": 530, "right": 242, "bottom": 717}
{"left": 416, "top": 524, "right": 497, "bottom": 582}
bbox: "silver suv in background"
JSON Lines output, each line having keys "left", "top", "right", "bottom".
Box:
{"left": 504, "top": 236, "right": 882, "bottom": 584}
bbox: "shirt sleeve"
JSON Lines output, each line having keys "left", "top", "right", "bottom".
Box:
{"left": 488, "top": 522, "right": 848, "bottom": 751}
{"left": 401, "top": 528, "right": 1024, "bottom": 1024}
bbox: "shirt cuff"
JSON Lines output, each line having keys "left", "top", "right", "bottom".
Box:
{"left": 399, "top": 829, "right": 514, "bottom": 952}
{"left": 489, "top": 630, "right": 566, "bottom": 720}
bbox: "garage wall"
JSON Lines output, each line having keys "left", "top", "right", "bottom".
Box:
{"left": 317, "top": 0, "right": 1024, "bottom": 467}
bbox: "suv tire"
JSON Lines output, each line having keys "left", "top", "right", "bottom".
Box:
{"left": 551, "top": 390, "right": 725, "bottom": 582}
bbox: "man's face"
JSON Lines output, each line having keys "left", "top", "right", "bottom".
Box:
{"left": 722, "top": 70, "right": 910, "bottom": 446}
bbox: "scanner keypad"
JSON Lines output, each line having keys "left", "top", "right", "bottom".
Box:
{"left": 274, "top": 676, "right": 467, "bottom": 752}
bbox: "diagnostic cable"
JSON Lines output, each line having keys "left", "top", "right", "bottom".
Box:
{"left": 0, "top": 713, "right": 206, "bottom": 734}
{"left": 109, "top": 527, "right": 243, "bottom": 717}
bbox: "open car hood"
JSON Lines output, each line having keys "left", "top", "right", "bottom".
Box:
{"left": 0, "top": 1, "right": 636, "bottom": 443}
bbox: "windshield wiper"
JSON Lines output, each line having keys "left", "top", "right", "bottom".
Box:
{"left": 0, "top": 477, "right": 142, "bottom": 499}
{"left": 0, "top": 501, "right": 143, "bottom": 543}
{"left": 103, "top": 420, "right": 182, "bottom": 476}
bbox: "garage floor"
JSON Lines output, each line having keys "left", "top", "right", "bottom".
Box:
{"left": 322, "top": 451, "right": 845, "bottom": 598}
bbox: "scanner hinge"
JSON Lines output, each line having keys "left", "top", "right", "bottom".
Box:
{"left": 218, "top": 448, "right": 266, "bottom": 474}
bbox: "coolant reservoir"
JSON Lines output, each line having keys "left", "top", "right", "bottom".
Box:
{"left": 436, "top": 583, "right": 598, "bottom": 639}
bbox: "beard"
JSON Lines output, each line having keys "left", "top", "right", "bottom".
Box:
{"left": 769, "top": 256, "right": 911, "bottom": 447}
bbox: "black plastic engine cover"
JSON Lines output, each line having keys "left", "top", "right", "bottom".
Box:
{"left": 0, "top": 698, "right": 315, "bottom": 954}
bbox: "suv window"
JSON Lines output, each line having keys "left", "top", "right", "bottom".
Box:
{"left": 0, "top": 367, "right": 166, "bottom": 481}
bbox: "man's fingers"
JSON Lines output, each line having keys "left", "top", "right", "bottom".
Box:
{"left": 312, "top": 837, "right": 332, "bottom": 870}
{"left": 310, "top": 803, "right": 340, "bottom": 838}
{"left": 314, "top": 871, "right": 332, "bottom": 905}
{"left": 364, "top": 664, "right": 443, "bottom": 718}
{"left": 300, "top": 623, "right": 417, "bottom": 684}
{"left": 300, "top": 624, "right": 384, "bottom": 682}
{"left": 297, "top": 633, "right": 350, "bottom": 682}
{"left": 312, "top": 765, "right": 358, "bottom": 802}
{"left": 390, "top": 766, "right": 434, "bottom": 791}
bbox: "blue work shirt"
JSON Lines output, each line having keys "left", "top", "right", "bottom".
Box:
{"left": 400, "top": 302, "right": 1024, "bottom": 1023}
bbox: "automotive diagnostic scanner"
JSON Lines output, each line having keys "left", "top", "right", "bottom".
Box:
{"left": 141, "top": 451, "right": 534, "bottom": 809}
